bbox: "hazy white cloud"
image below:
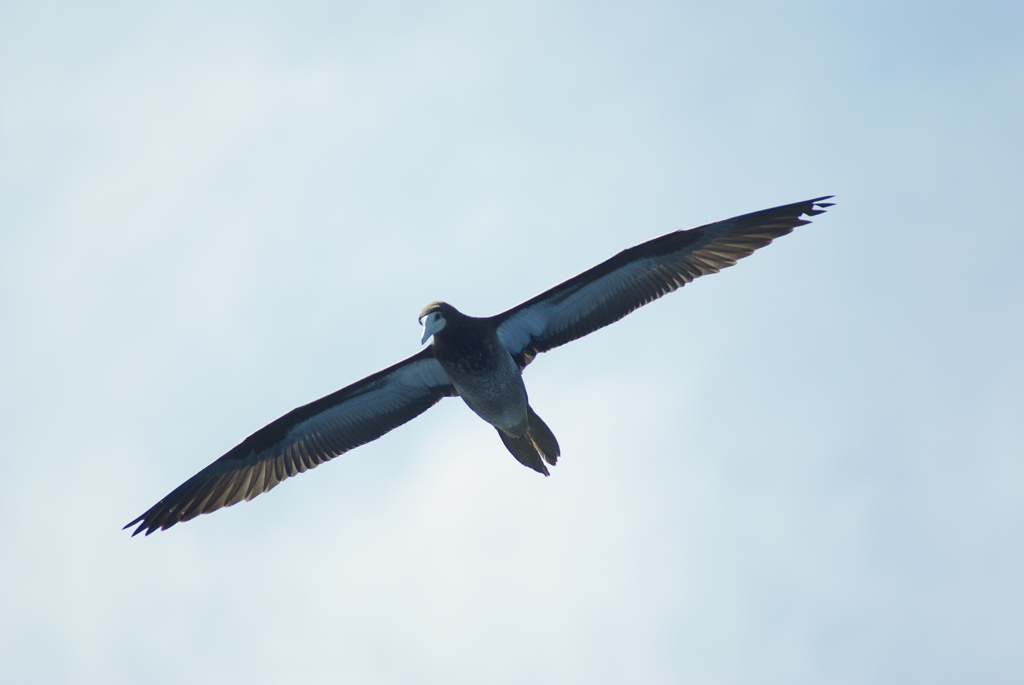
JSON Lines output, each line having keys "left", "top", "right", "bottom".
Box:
{"left": 1, "top": 1, "right": 1022, "bottom": 683}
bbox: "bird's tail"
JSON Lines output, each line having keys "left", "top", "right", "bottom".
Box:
{"left": 496, "top": 406, "right": 561, "bottom": 476}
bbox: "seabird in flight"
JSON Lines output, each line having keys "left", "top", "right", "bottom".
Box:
{"left": 126, "top": 196, "right": 833, "bottom": 535}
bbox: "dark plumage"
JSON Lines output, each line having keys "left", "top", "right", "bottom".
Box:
{"left": 126, "top": 196, "right": 832, "bottom": 535}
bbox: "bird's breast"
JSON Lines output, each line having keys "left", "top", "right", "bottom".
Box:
{"left": 435, "top": 333, "right": 529, "bottom": 433}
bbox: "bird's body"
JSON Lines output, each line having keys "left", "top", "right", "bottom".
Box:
{"left": 425, "top": 304, "right": 529, "bottom": 434}
{"left": 422, "top": 301, "right": 560, "bottom": 474}
{"left": 127, "top": 197, "right": 833, "bottom": 535}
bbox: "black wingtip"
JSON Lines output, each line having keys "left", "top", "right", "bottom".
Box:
{"left": 806, "top": 194, "right": 831, "bottom": 210}
{"left": 805, "top": 196, "right": 835, "bottom": 215}
{"left": 124, "top": 514, "right": 156, "bottom": 537}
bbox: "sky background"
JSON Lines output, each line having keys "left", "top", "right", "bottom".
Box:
{"left": 2, "top": 1, "right": 1022, "bottom": 683}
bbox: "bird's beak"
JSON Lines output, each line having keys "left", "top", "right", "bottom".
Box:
{"left": 421, "top": 314, "right": 445, "bottom": 344}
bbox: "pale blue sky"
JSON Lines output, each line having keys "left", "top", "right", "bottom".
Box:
{"left": 1, "top": 1, "right": 1022, "bottom": 683}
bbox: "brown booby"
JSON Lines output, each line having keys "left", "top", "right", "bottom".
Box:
{"left": 126, "top": 197, "right": 832, "bottom": 535}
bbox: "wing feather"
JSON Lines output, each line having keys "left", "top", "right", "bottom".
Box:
{"left": 125, "top": 348, "right": 455, "bottom": 535}
{"left": 495, "top": 197, "right": 832, "bottom": 364}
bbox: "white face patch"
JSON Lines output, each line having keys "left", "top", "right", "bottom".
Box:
{"left": 420, "top": 311, "right": 447, "bottom": 344}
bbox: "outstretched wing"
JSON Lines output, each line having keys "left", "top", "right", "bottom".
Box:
{"left": 494, "top": 197, "right": 832, "bottom": 366}
{"left": 126, "top": 348, "right": 455, "bottom": 535}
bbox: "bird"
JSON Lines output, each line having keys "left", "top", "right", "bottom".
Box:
{"left": 126, "top": 196, "right": 833, "bottom": 535}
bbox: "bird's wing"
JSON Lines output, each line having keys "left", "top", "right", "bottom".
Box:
{"left": 126, "top": 348, "right": 455, "bottom": 535}
{"left": 495, "top": 197, "right": 832, "bottom": 366}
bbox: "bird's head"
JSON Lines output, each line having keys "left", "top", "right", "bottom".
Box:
{"left": 418, "top": 301, "right": 451, "bottom": 344}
